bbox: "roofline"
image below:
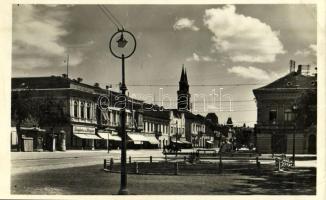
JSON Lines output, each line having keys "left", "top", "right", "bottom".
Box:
{"left": 12, "top": 76, "right": 144, "bottom": 103}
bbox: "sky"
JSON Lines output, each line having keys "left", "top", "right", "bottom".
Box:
{"left": 12, "top": 4, "right": 317, "bottom": 127}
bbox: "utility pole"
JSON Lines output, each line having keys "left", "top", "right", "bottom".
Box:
{"left": 109, "top": 29, "right": 136, "bottom": 195}
{"left": 65, "top": 54, "right": 69, "bottom": 78}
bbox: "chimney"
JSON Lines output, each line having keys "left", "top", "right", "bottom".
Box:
{"left": 94, "top": 82, "right": 100, "bottom": 87}
{"left": 289, "top": 60, "right": 296, "bottom": 72}
{"left": 297, "top": 65, "right": 302, "bottom": 74}
{"left": 62, "top": 74, "right": 68, "bottom": 78}
{"left": 77, "top": 77, "right": 83, "bottom": 83}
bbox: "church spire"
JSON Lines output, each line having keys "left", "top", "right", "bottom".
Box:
{"left": 177, "top": 64, "right": 190, "bottom": 111}
{"left": 184, "top": 67, "right": 188, "bottom": 83}
{"left": 179, "top": 64, "right": 188, "bottom": 84}
{"left": 180, "top": 64, "right": 185, "bottom": 82}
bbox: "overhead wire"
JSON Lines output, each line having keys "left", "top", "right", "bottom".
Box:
{"left": 101, "top": 5, "right": 124, "bottom": 29}
{"left": 97, "top": 5, "right": 122, "bottom": 30}
{"left": 108, "top": 83, "right": 268, "bottom": 87}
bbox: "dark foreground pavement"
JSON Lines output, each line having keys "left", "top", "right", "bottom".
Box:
{"left": 11, "top": 164, "right": 316, "bottom": 195}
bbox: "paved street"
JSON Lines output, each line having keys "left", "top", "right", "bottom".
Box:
{"left": 11, "top": 150, "right": 317, "bottom": 175}
{"left": 11, "top": 150, "right": 317, "bottom": 195}
{"left": 11, "top": 149, "right": 164, "bottom": 175}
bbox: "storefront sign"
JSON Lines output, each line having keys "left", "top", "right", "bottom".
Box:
{"left": 73, "top": 125, "right": 95, "bottom": 134}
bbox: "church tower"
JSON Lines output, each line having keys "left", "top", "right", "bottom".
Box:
{"left": 177, "top": 65, "right": 191, "bottom": 111}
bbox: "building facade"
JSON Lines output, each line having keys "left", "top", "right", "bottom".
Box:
{"left": 12, "top": 65, "right": 215, "bottom": 151}
{"left": 253, "top": 64, "right": 317, "bottom": 154}
{"left": 11, "top": 75, "right": 145, "bottom": 151}
{"left": 143, "top": 108, "right": 170, "bottom": 148}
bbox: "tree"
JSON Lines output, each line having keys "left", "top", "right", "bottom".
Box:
{"left": 12, "top": 90, "right": 70, "bottom": 151}
{"left": 11, "top": 89, "right": 39, "bottom": 151}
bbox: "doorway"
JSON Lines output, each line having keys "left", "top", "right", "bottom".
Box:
{"left": 308, "top": 135, "right": 316, "bottom": 154}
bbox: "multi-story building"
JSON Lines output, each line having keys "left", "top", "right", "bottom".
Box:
{"left": 143, "top": 108, "right": 170, "bottom": 148}
{"left": 253, "top": 62, "right": 317, "bottom": 154}
{"left": 11, "top": 75, "right": 144, "bottom": 151}
{"left": 11, "top": 65, "right": 213, "bottom": 151}
{"left": 184, "top": 112, "right": 206, "bottom": 147}
{"left": 168, "top": 109, "right": 186, "bottom": 144}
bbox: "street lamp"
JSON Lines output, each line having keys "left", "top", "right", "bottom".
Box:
{"left": 109, "top": 29, "right": 136, "bottom": 195}
{"left": 176, "top": 121, "right": 178, "bottom": 156}
{"left": 292, "top": 103, "right": 298, "bottom": 167}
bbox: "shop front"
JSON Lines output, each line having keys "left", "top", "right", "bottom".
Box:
{"left": 97, "top": 129, "right": 121, "bottom": 149}
{"left": 143, "top": 133, "right": 159, "bottom": 149}
{"left": 127, "top": 132, "right": 149, "bottom": 149}
{"left": 71, "top": 125, "right": 100, "bottom": 150}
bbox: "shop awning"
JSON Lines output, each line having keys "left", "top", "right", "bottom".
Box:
{"left": 171, "top": 140, "right": 183, "bottom": 144}
{"left": 170, "top": 137, "right": 184, "bottom": 144}
{"left": 144, "top": 134, "right": 159, "bottom": 145}
{"left": 74, "top": 133, "right": 102, "bottom": 140}
{"left": 97, "top": 131, "right": 121, "bottom": 141}
{"left": 20, "top": 127, "right": 46, "bottom": 132}
{"left": 182, "top": 140, "right": 192, "bottom": 144}
{"left": 206, "top": 140, "right": 214, "bottom": 144}
{"left": 127, "top": 132, "right": 149, "bottom": 142}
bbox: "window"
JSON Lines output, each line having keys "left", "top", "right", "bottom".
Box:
{"left": 284, "top": 109, "right": 294, "bottom": 122}
{"left": 86, "top": 103, "right": 91, "bottom": 119}
{"left": 269, "top": 109, "right": 277, "bottom": 123}
{"left": 112, "top": 111, "right": 116, "bottom": 124}
{"left": 80, "top": 102, "right": 85, "bottom": 119}
{"left": 74, "top": 101, "right": 78, "bottom": 117}
{"left": 171, "top": 126, "right": 174, "bottom": 134}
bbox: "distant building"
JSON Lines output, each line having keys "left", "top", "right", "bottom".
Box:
{"left": 253, "top": 63, "right": 317, "bottom": 154}
{"left": 177, "top": 65, "right": 191, "bottom": 111}
{"left": 226, "top": 117, "right": 233, "bottom": 127}
{"left": 143, "top": 108, "right": 170, "bottom": 148}
{"left": 176, "top": 65, "right": 207, "bottom": 147}
{"left": 183, "top": 112, "right": 207, "bottom": 147}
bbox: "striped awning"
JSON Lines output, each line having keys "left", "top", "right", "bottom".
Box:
{"left": 127, "top": 132, "right": 149, "bottom": 142}
{"left": 97, "top": 131, "right": 121, "bottom": 141}
{"left": 144, "top": 134, "right": 159, "bottom": 145}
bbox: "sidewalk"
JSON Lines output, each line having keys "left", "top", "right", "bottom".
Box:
{"left": 260, "top": 154, "right": 317, "bottom": 160}
{"left": 11, "top": 149, "right": 163, "bottom": 161}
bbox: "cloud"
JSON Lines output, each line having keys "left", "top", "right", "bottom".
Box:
{"left": 12, "top": 5, "right": 81, "bottom": 69}
{"left": 203, "top": 5, "right": 285, "bottom": 63}
{"left": 228, "top": 66, "right": 278, "bottom": 81}
{"left": 147, "top": 53, "right": 153, "bottom": 58}
{"left": 295, "top": 44, "right": 317, "bottom": 57}
{"left": 294, "top": 49, "right": 311, "bottom": 57}
{"left": 186, "top": 53, "right": 216, "bottom": 62}
{"left": 309, "top": 44, "right": 317, "bottom": 53}
{"left": 173, "top": 18, "right": 199, "bottom": 31}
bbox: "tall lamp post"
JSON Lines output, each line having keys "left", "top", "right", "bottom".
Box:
{"left": 109, "top": 29, "right": 136, "bottom": 195}
{"left": 176, "top": 121, "right": 178, "bottom": 156}
{"left": 292, "top": 103, "right": 298, "bottom": 167}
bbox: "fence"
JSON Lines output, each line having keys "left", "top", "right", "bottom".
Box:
{"left": 103, "top": 154, "right": 268, "bottom": 175}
